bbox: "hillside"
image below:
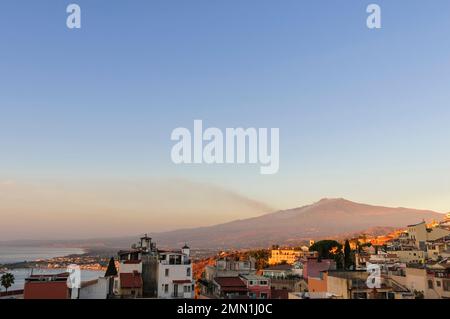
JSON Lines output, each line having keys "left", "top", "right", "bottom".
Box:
{"left": 149, "top": 198, "right": 443, "bottom": 248}
{"left": 3, "top": 198, "right": 443, "bottom": 250}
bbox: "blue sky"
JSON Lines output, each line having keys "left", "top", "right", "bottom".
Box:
{"left": 1, "top": 1, "right": 450, "bottom": 238}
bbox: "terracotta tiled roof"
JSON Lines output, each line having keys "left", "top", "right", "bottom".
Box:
{"left": 123, "top": 260, "right": 141, "bottom": 264}
{"left": 214, "top": 277, "right": 247, "bottom": 289}
{"left": 264, "top": 264, "right": 292, "bottom": 271}
{"left": 120, "top": 272, "right": 143, "bottom": 289}
{"left": 271, "top": 288, "right": 290, "bottom": 299}
{"left": 29, "top": 272, "right": 69, "bottom": 278}
{"left": 304, "top": 259, "right": 336, "bottom": 279}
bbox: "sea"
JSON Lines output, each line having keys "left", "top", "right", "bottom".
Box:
{"left": 0, "top": 246, "right": 85, "bottom": 264}
{"left": 0, "top": 246, "right": 104, "bottom": 291}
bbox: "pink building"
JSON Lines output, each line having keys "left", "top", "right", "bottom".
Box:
{"left": 239, "top": 274, "right": 271, "bottom": 299}
{"left": 303, "top": 258, "right": 336, "bottom": 281}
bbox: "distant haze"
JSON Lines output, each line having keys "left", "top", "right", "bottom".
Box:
{"left": 0, "top": 178, "right": 273, "bottom": 241}
{"left": 1, "top": 197, "right": 444, "bottom": 249}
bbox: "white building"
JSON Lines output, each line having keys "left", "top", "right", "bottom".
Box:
{"left": 157, "top": 244, "right": 194, "bottom": 299}
{"left": 78, "top": 278, "right": 109, "bottom": 299}
{"left": 116, "top": 236, "right": 194, "bottom": 299}
{"left": 204, "top": 257, "right": 256, "bottom": 281}
{"left": 407, "top": 221, "right": 450, "bottom": 250}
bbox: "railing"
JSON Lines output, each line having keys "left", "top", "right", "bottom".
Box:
{"left": 171, "top": 292, "right": 193, "bottom": 299}
{"left": 0, "top": 289, "right": 24, "bottom": 297}
{"left": 160, "top": 260, "right": 191, "bottom": 265}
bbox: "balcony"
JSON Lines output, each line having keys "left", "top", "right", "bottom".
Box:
{"left": 160, "top": 260, "right": 191, "bottom": 265}
{"left": 171, "top": 292, "right": 194, "bottom": 299}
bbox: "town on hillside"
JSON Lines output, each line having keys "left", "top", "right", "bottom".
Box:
{"left": 1, "top": 213, "right": 449, "bottom": 299}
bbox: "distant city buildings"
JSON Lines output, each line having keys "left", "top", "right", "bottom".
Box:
{"left": 8, "top": 211, "right": 450, "bottom": 299}
{"left": 199, "top": 256, "right": 257, "bottom": 298}
{"left": 204, "top": 257, "right": 256, "bottom": 282}
{"left": 268, "top": 247, "right": 316, "bottom": 265}
{"left": 407, "top": 221, "right": 450, "bottom": 250}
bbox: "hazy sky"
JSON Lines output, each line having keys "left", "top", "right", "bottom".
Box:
{"left": 1, "top": 1, "right": 450, "bottom": 240}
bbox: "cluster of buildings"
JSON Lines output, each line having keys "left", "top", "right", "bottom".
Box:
{"left": 197, "top": 250, "right": 335, "bottom": 299}
{"left": 303, "top": 215, "right": 450, "bottom": 299}
{"left": 3, "top": 213, "right": 450, "bottom": 300}
{"left": 17, "top": 235, "right": 195, "bottom": 299}
{"left": 351, "top": 217, "right": 450, "bottom": 299}
{"left": 198, "top": 257, "right": 272, "bottom": 299}
{"left": 44, "top": 255, "right": 106, "bottom": 271}
{"left": 268, "top": 244, "right": 317, "bottom": 265}
{"left": 197, "top": 214, "right": 450, "bottom": 300}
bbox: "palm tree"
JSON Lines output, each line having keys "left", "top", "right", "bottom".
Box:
{"left": 1, "top": 273, "right": 15, "bottom": 293}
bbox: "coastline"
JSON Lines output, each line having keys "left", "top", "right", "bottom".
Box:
{"left": 0, "top": 247, "right": 109, "bottom": 291}
{"left": 0, "top": 247, "right": 87, "bottom": 269}
{"left": 1, "top": 267, "right": 105, "bottom": 292}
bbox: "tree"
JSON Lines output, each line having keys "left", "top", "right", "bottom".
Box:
{"left": 356, "top": 240, "right": 362, "bottom": 254}
{"left": 104, "top": 257, "right": 118, "bottom": 277}
{"left": 1, "top": 273, "right": 15, "bottom": 293}
{"left": 309, "top": 240, "right": 347, "bottom": 269}
{"left": 344, "top": 239, "right": 354, "bottom": 270}
{"left": 246, "top": 249, "right": 270, "bottom": 270}
{"left": 334, "top": 251, "right": 345, "bottom": 270}
{"left": 309, "top": 240, "right": 342, "bottom": 260}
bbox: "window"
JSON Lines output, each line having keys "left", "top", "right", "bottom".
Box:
{"left": 260, "top": 293, "right": 268, "bottom": 299}
{"left": 165, "top": 269, "right": 169, "bottom": 277}
{"left": 169, "top": 254, "right": 182, "bottom": 265}
{"left": 428, "top": 280, "right": 433, "bottom": 289}
{"left": 436, "top": 281, "right": 441, "bottom": 287}
{"left": 187, "top": 267, "right": 191, "bottom": 277}
{"left": 260, "top": 281, "right": 268, "bottom": 286}
{"left": 164, "top": 284, "right": 169, "bottom": 293}
{"left": 184, "top": 285, "right": 191, "bottom": 293}
{"left": 443, "top": 280, "right": 449, "bottom": 292}
{"left": 353, "top": 292, "right": 368, "bottom": 299}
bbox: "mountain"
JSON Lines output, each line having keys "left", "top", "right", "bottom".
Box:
{"left": 148, "top": 198, "right": 443, "bottom": 249}
{"left": 2, "top": 199, "right": 443, "bottom": 250}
